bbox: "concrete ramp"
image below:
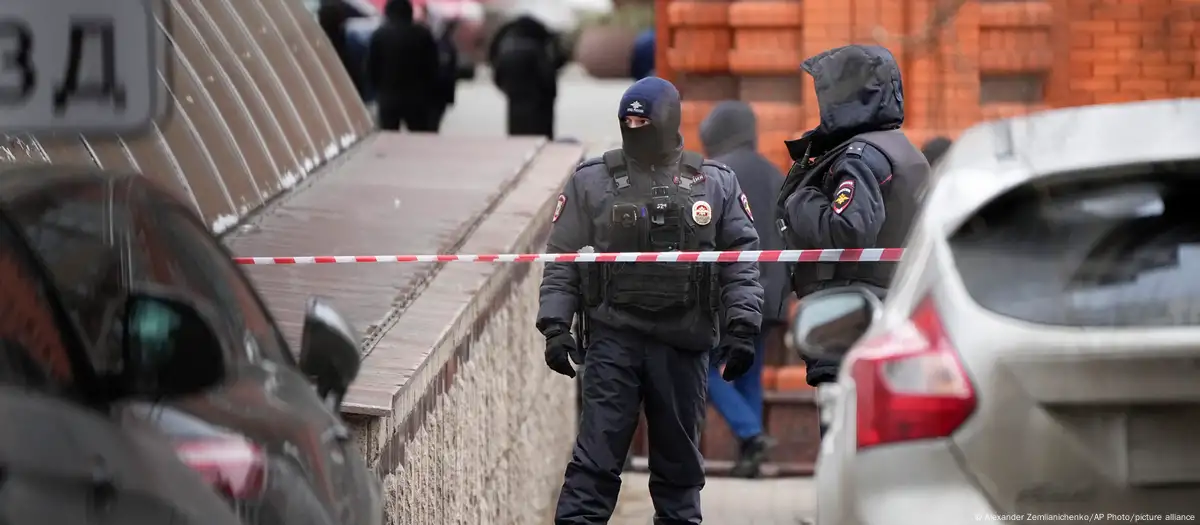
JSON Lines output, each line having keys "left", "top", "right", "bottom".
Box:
{"left": 226, "top": 133, "right": 545, "bottom": 349}
{"left": 227, "top": 133, "right": 583, "bottom": 524}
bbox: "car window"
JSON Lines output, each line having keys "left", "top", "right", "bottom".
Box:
{"left": 0, "top": 212, "right": 81, "bottom": 391}
{"left": 949, "top": 167, "right": 1200, "bottom": 327}
{"left": 129, "top": 198, "right": 294, "bottom": 366}
{"left": 3, "top": 180, "right": 126, "bottom": 373}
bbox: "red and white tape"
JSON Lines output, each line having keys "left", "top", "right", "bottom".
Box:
{"left": 232, "top": 248, "right": 904, "bottom": 265}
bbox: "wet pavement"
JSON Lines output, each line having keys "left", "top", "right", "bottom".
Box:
{"left": 440, "top": 68, "right": 818, "bottom": 525}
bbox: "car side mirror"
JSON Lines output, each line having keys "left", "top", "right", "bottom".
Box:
{"left": 298, "top": 297, "right": 361, "bottom": 410}
{"left": 121, "top": 292, "right": 226, "bottom": 399}
{"left": 788, "top": 287, "right": 882, "bottom": 362}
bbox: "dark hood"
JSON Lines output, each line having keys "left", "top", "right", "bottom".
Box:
{"left": 617, "top": 77, "right": 683, "bottom": 166}
{"left": 384, "top": 0, "right": 413, "bottom": 23}
{"left": 786, "top": 45, "right": 905, "bottom": 159}
{"left": 699, "top": 100, "right": 757, "bottom": 158}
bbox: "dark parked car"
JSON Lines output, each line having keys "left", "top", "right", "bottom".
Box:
{"left": 0, "top": 166, "right": 383, "bottom": 525}
{"left": 0, "top": 166, "right": 244, "bottom": 525}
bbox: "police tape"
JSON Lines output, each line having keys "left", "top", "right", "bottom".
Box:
{"left": 232, "top": 248, "right": 904, "bottom": 265}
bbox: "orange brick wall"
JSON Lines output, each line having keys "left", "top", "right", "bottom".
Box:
{"left": 656, "top": 0, "right": 1200, "bottom": 172}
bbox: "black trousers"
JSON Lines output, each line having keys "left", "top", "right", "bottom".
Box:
{"left": 555, "top": 327, "right": 708, "bottom": 525}
{"left": 378, "top": 103, "right": 440, "bottom": 133}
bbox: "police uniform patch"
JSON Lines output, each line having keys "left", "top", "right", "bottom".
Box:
{"left": 552, "top": 194, "right": 567, "bottom": 222}
{"left": 832, "top": 180, "right": 854, "bottom": 215}
{"left": 692, "top": 200, "right": 712, "bottom": 226}
{"left": 739, "top": 193, "right": 754, "bottom": 222}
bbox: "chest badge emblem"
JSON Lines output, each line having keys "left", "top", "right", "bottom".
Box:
{"left": 692, "top": 200, "right": 712, "bottom": 226}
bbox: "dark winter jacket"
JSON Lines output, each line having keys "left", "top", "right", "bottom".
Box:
{"left": 700, "top": 101, "right": 788, "bottom": 325}
{"left": 489, "top": 16, "right": 565, "bottom": 102}
{"left": 366, "top": 0, "right": 441, "bottom": 105}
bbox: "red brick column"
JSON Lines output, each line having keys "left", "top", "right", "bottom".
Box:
{"left": 802, "top": 0, "right": 855, "bottom": 130}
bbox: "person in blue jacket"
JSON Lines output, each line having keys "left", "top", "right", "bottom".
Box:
{"left": 631, "top": 29, "right": 656, "bottom": 81}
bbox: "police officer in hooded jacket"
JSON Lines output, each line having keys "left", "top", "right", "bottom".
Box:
{"left": 775, "top": 45, "right": 930, "bottom": 396}
{"left": 539, "top": 77, "right": 764, "bottom": 524}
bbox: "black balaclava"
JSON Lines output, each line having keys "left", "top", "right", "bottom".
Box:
{"left": 617, "top": 77, "right": 683, "bottom": 166}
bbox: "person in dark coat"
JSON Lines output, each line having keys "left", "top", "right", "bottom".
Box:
{"left": 430, "top": 18, "right": 461, "bottom": 130}
{"left": 366, "top": 0, "right": 442, "bottom": 132}
{"left": 489, "top": 15, "right": 567, "bottom": 138}
{"left": 699, "top": 100, "right": 785, "bottom": 479}
{"left": 774, "top": 46, "right": 930, "bottom": 434}
{"left": 318, "top": 0, "right": 369, "bottom": 96}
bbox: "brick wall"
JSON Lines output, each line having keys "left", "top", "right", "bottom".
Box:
{"left": 657, "top": 0, "right": 1200, "bottom": 172}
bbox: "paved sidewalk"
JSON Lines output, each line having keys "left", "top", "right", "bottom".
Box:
{"left": 611, "top": 474, "right": 816, "bottom": 525}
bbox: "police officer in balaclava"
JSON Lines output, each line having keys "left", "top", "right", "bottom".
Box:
{"left": 537, "top": 77, "right": 765, "bottom": 524}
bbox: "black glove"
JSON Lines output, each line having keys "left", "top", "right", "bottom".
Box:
{"left": 543, "top": 326, "right": 578, "bottom": 378}
{"left": 717, "top": 328, "right": 757, "bottom": 381}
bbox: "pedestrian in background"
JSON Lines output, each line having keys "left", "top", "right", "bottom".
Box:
{"left": 775, "top": 46, "right": 930, "bottom": 438}
{"left": 539, "top": 77, "right": 763, "bottom": 523}
{"left": 366, "top": 0, "right": 442, "bottom": 132}
{"left": 699, "top": 100, "right": 785, "bottom": 479}
{"left": 489, "top": 15, "right": 567, "bottom": 139}
{"left": 318, "top": 0, "right": 370, "bottom": 97}
{"left": 631, "top": 29, "right": 655, "bottom": 81}
{"left": 431, "top": 18, "right": 462, "bottom": 130}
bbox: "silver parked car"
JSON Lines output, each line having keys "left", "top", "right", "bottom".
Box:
{"left": 789, "top": 99, "right": 1200, "bottom": 525}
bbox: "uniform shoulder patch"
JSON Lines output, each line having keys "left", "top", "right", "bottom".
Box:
{"left": 552, "top": 194, "right": 567, "bottom": 222}
{"left": 739, "top": 192, "right": 754, "bottom": 223}
{"left": 832, "top": 180, "right": 854, "bottom": 215}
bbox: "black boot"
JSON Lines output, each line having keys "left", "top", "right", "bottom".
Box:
{"left": 729, "top": 434, "right": 774, "bottom": 479}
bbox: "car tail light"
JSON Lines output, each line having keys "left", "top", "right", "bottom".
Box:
{"left": 851, "top": 296, "right": 976, "bottom": 449}
{"left": 175, "top": 437, "right": 267, "bottom": 500}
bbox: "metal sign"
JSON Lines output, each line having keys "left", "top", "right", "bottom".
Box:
{"left": 0, "top": 0, "right": 165, "bottom": 134}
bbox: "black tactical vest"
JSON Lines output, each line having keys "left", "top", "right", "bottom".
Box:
{"left": 584, "top": 149, "right": 717, "bottom": 315}
{"left": 776, "top": 130, "right": 929, "bottom": 297}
